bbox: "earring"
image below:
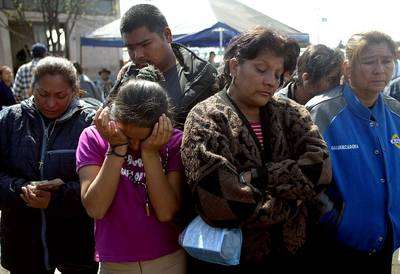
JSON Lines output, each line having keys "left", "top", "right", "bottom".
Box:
{"left": 230, "top": 75, "right": 236, "bottom": 87}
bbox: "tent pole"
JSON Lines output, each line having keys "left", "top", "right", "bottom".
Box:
{"left": 79, "top": 38, "right": 83, "bottom": 65}
{"left": 219, "top": 29, "right": 223, "bottom": 52}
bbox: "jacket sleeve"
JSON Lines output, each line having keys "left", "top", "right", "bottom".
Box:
{"left": 256, "top": 106, "right": 332, "bottom": 201}
{"left": 0, "top": 109, "right": 29, "bottom": 208}
{"left": 46, "top": 180, "right": 88, "bottom": 218}
{"left": 181, "top": 107, "right": 297, "bottom": 228}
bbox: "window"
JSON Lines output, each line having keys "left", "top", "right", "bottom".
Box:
{"left": 83, "top": 0, "right": 115, "bottom": 15}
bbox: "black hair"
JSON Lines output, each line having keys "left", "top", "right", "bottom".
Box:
{"left": 110, "top": 65, "right": 171, "bottom": 128}
{"left": 120, "top": 4, "right": 168, "bottom": 36}
{"left": 73, "top": 62, "right": 83, "bottom": 75}
{"left": 296, "top": 44, "right": 344, "bottom": 85}
{"left": 220, "top": 26, "right": 293, "bottom": 88}
{"left": 284, "top": 40, "right": 300, "bottom": 75}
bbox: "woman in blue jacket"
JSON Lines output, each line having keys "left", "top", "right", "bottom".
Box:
{"left": 0, "top": 56, "right": 98, "bottom": 274}
{"left": 307, "top": 31, "right": 400, "bottom": 274}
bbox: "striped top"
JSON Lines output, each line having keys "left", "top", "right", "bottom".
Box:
{"left": 249, "top": 121, "right": 263, "bottom": 146}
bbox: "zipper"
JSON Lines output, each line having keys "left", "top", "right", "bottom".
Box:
{"left": 47, "top": 149, "right": 76, "bottom": 155}
{"left": 38, "top": 116, "right": 51, "bottom": 271}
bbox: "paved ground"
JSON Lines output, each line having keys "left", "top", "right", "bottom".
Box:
{"left": 0, "top": 249, "right": 398, "bottom": 273}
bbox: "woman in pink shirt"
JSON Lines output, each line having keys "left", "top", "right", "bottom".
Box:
{"left": 76, "top": 68, "right": 186, "bottom": 274}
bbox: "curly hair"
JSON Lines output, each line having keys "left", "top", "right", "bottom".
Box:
{"left": 32, "top": 56, "right": 79, "bottom": 94}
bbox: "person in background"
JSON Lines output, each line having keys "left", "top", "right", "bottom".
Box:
{"left": 78, "top": 66, "right": 186, "bottom": 274}
{"left": 306, "top": 31, "right": 400, "bottom": 274}
{"left": 13, "top": 43, "right": 47, "bottom": 103}
{"left": 392, "top": 45, "right": 400, "bottom": 79}
{"left": 181, "top": 27, "right": 331, "bottom": 274}
{"left": 208, "top": 51, "right": 218, "bottom": 68}
{"left": 96, "top": 68, "right": 114, "bottom": 99}
{"left": 107, "top": 4, "right": 218, "bottom": 130}
{"left": 276, "top": 44, "right": 343, "bottom": 105}
{"left": 385, "top": 76, "right": 400, "bottom": 101}
{"left": 15, "top": 44, "right": 32, "bottom": 69}
{"left": 73, "top": 62, "right": 103, "bottom": 103}
{"left": 0, "top": 66, "right": 16, "bottom": 110}
{"left": 281, "top": 39, "right": 300, "bottom": 85}
{"left": 0, "top": 56, "right": 98, "bottom": 274}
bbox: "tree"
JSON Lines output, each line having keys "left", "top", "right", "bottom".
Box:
{"left": 0, "top": 0, "right": 32, "bottom": 41}
{"left": 39, "top": 0, "right": 91, "bottom": 58}
{"left": 0, "top": 0, "right": 92, "bottom": 58}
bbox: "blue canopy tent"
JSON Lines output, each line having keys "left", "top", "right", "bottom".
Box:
{"left": 80, "top": 0, "right": 309, "bottom": 49}
{"left": 173, "top": 22, "right": 238, "bottom": 48}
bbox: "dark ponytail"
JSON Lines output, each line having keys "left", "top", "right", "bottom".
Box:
{"left": 110, "top": 65, "right": 172, "bottom": 128}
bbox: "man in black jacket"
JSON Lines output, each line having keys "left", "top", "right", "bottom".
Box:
{"left": 107, "top": 4, "right": 218, "bottom": 129}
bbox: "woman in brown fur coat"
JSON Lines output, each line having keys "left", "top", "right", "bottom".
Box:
{"left": 181, "top": 27, "right": 332, "bottom": 274}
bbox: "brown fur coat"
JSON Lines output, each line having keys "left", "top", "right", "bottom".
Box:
{"left": 181, "top": 91, "right": 331, "bottom": 263}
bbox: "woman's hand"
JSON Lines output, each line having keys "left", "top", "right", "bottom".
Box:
{"left": 141, "top": 114, "right": 173, "bottom": 154}
{"left": 20, "top": 185, "right": 51, "bottom": 209}
{"left": 94, "top": 106, "right": 127, "bottom": 145}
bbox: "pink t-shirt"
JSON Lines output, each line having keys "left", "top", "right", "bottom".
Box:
{"left": 76, "top": 125, "right": 183, "bottom": 263}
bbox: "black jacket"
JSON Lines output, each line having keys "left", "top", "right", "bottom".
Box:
{"left": 107, "top": 43, "right": 219, "bottom": 129}
{"left": 0, "top": 97, "right": 97, "bottom": 272}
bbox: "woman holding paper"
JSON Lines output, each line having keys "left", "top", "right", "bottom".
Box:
{"left": 0, "top": 56, "right": 98, "bottom": 274}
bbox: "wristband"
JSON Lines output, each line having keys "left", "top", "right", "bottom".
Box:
{"left": 110, "top": 143, "right": 128, "bottom": 148}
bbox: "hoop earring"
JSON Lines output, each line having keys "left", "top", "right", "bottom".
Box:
{"left": 230, "top": 75, "right": 236, "bottom": 87}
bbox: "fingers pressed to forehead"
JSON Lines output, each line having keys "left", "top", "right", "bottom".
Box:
{"left": 94, "top": 107, "right": 103, "bottom": 121}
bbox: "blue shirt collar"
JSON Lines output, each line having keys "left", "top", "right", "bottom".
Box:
{"left": 343, "top": 83, "right": 385, "bottom": 122}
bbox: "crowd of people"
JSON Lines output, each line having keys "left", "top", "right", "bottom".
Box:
{"left": 0, "top": 3, "right": 400, "bottom": 274}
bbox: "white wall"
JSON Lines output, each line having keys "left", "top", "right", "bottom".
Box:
{"left": 0, "top": 11, "right": 13, "bottom": 68}
{"left": 68, "top": 17, "right": 123, "bottom": 81}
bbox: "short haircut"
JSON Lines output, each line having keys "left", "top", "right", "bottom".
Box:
{"left": 346, "top": 31, "right": 396, "bottom": 68}
{"left": 120, "top": 4, "right": 168, "bottom": 36}
{"left": 31, "top": 43, "right": 47, "bottom": 59}
{"left": 296, "top": 44, "right": 344, "bottom": 85}
{"left": 32, "top": 56, "right": 79, "bottom": 94}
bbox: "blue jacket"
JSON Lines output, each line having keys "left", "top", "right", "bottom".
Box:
{"left": 0, "top": 97, "right": 97, "bottom": 272}
{"left": 306, "top": 84, "right": 400, "bottom": 253}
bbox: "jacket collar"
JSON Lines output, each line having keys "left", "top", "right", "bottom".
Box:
{"left": 21, "top": 96, "right": 84, "bottom": 123}
{"left": 343, "top": 83, "right": 385, "bottom": 122}
{"left": 278, "top": 82, "right": 296, "bottom": 100}
{"left": 172, "top": 43, "right": 213, "bottom": 93}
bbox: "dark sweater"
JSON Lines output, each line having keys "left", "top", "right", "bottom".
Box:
{"left": 0, "top": 81, "right": 16, "bottom": 110}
